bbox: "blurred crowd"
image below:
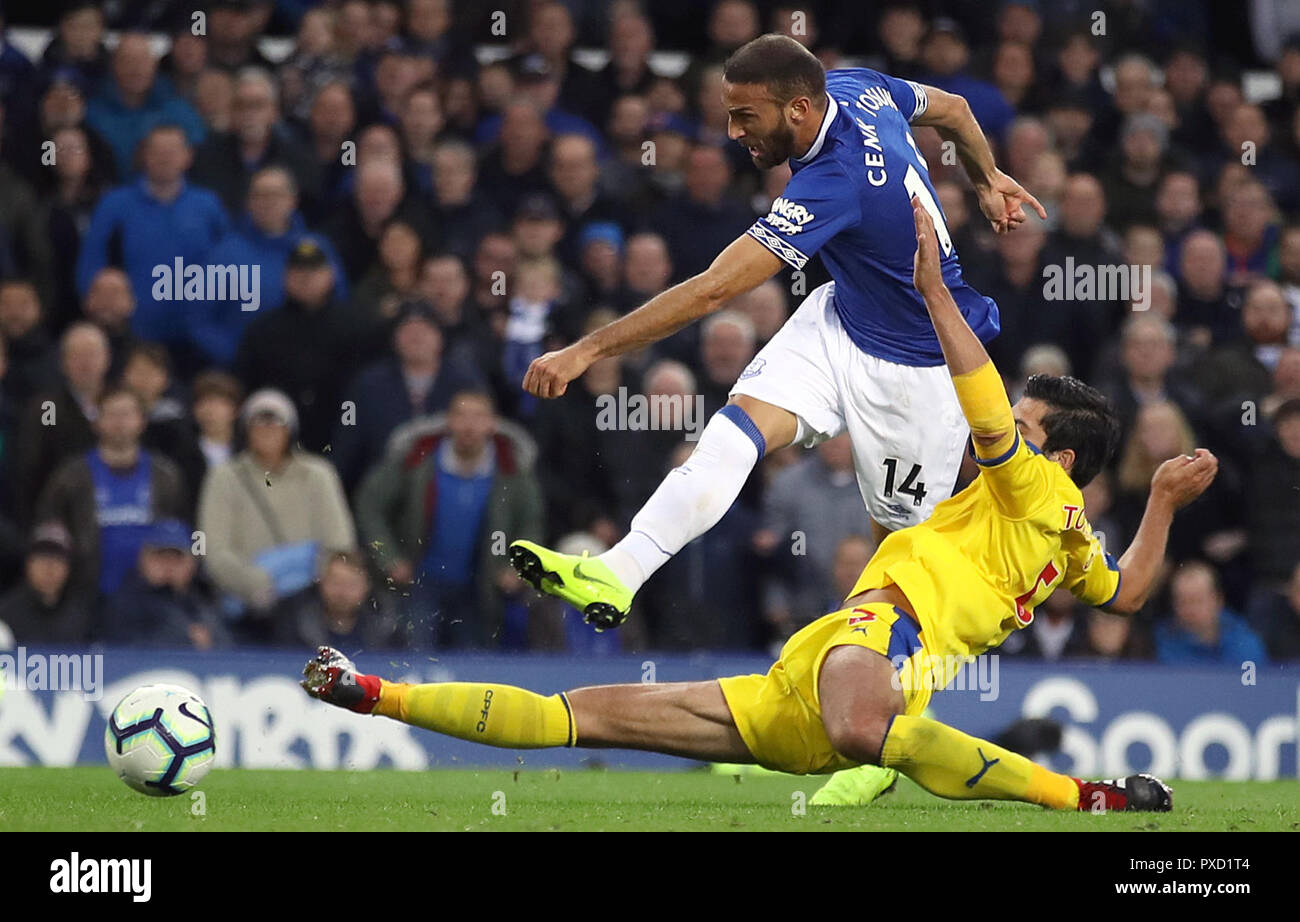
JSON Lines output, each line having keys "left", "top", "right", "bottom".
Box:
{"left": 0, "top": 0, "right": 1295, "bottom": 664}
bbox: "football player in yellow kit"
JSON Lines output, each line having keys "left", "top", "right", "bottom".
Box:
{"left": 302, "top": 198, "right": 1217, "bottom": 812}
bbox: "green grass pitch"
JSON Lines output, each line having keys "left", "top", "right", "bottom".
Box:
{"left": 1, "top": 766, "right": 1296, "bottom": 831}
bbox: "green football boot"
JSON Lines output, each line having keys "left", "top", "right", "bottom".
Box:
{"left": 809, "top": 765, "right": 899, "bottom": 806}
{"left": 508, "top": 539, "right": 634, "bottom": 630}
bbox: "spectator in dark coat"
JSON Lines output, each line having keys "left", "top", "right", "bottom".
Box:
{"left": 0, "top": 279, "right": 56, "bottom": 406}
{"left": 121, "top": 343, "right": 206, "bottom": 514}
{"left": 39, "top": 123, "right": 113, "bottom": 331}
{"left": 426, "top": 140, "right": 504, "bottom": 261}
{"left": 532, "top": 340, "right": 634, "bottom": 543}
{"left": 345, "top": 220, "right": 426, "bottom": 366}
{"left": 15, "top": 323, "right": 108, "bottom": 527}
{"left": 205, "top": 0, "right": 279, "bottom": 72}
{"left": 641, "top": 440, "right": 761, "bottom": 650}
{"left": 0, "top": 522, "right": 94, "bottom": 645}
{"left": 549, "top": 133, "right": 628, "bottom": 264}
{"left": 506, "top": 1, "right": 605, "bottom": 121}
{"left": 190, "top": 370, "right": 242, "bottom": 482}
{"left": 476, "top": 102, "right": 554, "bottom": 218}
{"left": 80, "top": 268, "right": 138, "bottom": 380}
{"left": 999, "top": 588, "right": 1093, "bottom": 660}
{"left": 189, "top": 67, "right": 320, "bottom": 217}
{"left": 1101, "top": 314, "right": 1203, "bottom": 444}
{"left": 0, "top": 334, "right": 22, "bottom": 539}
{"left": 417, "top": 254, "right": 508, "bottom": 408}
{"left": 1176, "top": 230, "right": 1238, "bottom": 347}
{"left": 273, "top": 550, "right": 403, "bottom": 649}
{"left": 35, "top": 4, "right": 110, "bottom": 94}
{"left": 233, "top": 238, "right": 356, "bottom": 452}
{"left": 1113, "top": 400, "right": 1244, "bottom": 570}
{"left": 1195, "top": 281, "right": 1293, "bottom": 407}
{"left": 323, "top": 157, "right": 436, "bottom": 284}
{"left": 102, "top": 519, "right": 230, "bottom": 649}
{"left": 1242, "top": 399, "right": 1300, "bottom": 585}
{"left": 755, "top": 435, "right": 871, "bottom": 638}
{"left": 0, "top": 99, "right": 55, "bottom": 300}
{"left": 301, "top": 81, "right": 356, "bottom": 225}
{"left": 0, "top": 10, "right": 36, "bottom": 118}
{"left": 330, "top": 299, "right": 484, "bottom": 491}
{"left": 1037, "top": 174, "right": 1123, "bottom": 376}
{"left": 1258, "top": 562, "right": 1300, "bottom": 661}
{"left": 650, "top": 145, "right": 755, "bottom": 282}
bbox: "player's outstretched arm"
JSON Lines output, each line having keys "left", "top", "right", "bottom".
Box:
{"left": 1106, "top": 450, "right": 1219, "bottom": 614}
{"left": 910, "top": 84, "right": 1045, "bottom": 234}
{"left": 911, "top": 197, "right": 1014, "bottom": 459}
{"left": 521, "top": 235, "right": 784, "bottom": 398}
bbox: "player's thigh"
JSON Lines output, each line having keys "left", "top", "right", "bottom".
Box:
{"left": 728, "top": 282, "right": 845, "bottom": 450}
{"left": 838, "top": 357, "right": 968, "bottom": 532}
{"left": 817, "top": 645, "right": 905, "bottom": 766}
{"left": 727, "top": 395, "right": 799, "bottom": 455}
{"left": 566, "top": 680, "right": 740, "bottom": 742}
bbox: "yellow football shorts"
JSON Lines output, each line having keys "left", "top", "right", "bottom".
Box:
{"left": 717, "top": 601, "right": 935, "bottom": 774}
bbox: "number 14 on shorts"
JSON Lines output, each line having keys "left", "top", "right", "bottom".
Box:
{"left": 882, "top": 458, "right": 927, "bottom": 506}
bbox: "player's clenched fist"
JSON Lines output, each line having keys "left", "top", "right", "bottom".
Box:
{"left": 523, "top": 342, "right": 595, "bottom": 398}
{"left": 1150, "top": 448, "right": 1219, "bottom": 510}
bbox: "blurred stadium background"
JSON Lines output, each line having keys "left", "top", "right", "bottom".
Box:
{"left": 0, "top": 0, "right": 1296, "bottom": 784}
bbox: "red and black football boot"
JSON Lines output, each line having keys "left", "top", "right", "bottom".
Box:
{"left": 301, "top": 646, "right": 382, "bottom": 714}
{"left": 1075, "top": 773, "right": 1173, "bottom": 812}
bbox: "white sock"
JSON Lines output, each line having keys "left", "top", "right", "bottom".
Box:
{"left": 598, "top": 408, "right": 765, "bottom": 594}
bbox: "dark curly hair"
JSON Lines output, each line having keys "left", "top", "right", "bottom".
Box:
{"left": 1023, "top": 374, "right": 1121, "bottom": 487}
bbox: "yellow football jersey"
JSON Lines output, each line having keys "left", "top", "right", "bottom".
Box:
{"left": 850, "top": 432, "right": 1121, "bottom": 665}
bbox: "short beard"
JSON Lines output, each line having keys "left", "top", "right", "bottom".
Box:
{"left": 761, "top": 121, "right": 797, "bottom": 168}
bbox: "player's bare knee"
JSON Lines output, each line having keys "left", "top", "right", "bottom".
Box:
{"left": 823, "top": 710, "right": 895, "bottom": 765}
{"left": 726, "top": 395, "right": 798, "bottom": 451}
{"left": 819, "top": 646, "right": 904, "bottom": 765}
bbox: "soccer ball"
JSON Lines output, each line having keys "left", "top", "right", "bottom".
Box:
{"left": 104, "top": 684, "right": 216, "bottom": 797}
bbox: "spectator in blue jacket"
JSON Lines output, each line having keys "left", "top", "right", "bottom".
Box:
{"left": 102, "top": 518, "right": 231, "bottom": 649}
{"left": 85, "top": 32, "right": 206, "bottom": 177}
{"left": 188, "top": 166, "right": 346, "bottom": 367}
{"left": 75, "top": 124, "right": 229, "bottom": 348}
{"left": 1156, "top": 561, "right": 1269, "bottom": 666}
{"left": 919, "top": 19, "right": 1015, "bottom": 147}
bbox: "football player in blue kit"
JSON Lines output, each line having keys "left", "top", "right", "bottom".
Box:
{"left": 510, "top": 32, "right": 1045, "bottom": 635}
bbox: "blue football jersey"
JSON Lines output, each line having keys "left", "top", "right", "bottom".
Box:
{"left": 746, "top": 68, "right": 1000, "bottom": 366}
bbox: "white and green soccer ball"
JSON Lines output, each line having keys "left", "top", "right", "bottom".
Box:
{"left": 104, "top": 683, "right": 216, "bottom": 796}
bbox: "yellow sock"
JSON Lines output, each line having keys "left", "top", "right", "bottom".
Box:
{"left": 374, "top": 681, "right": 576, "bottom": 749}
{"left": 881, "top": 714, "right": 1079, "bottom": 809}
